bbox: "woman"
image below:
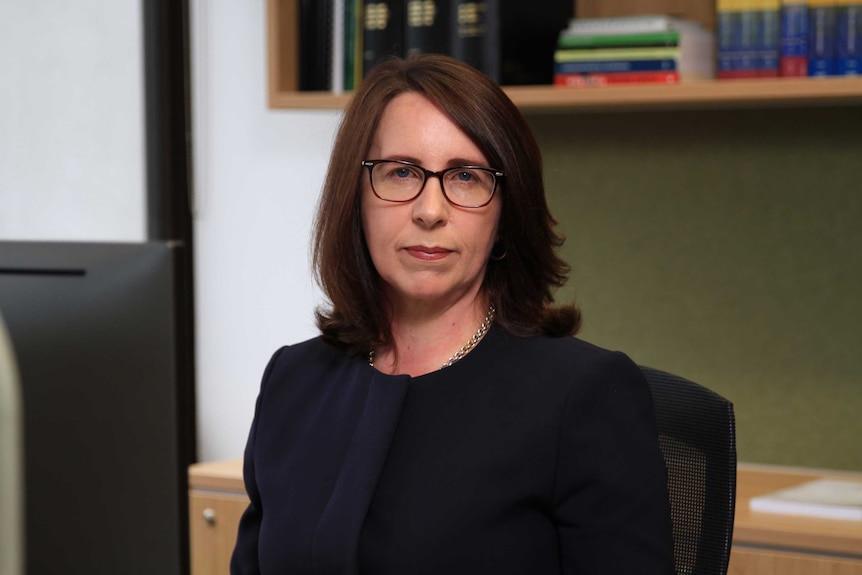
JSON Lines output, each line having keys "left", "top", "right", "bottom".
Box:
{"left": 231, "top": 54, "right": 674, "bottom": 574}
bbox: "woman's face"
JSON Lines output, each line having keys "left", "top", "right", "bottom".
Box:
{"left": 361, "top": 92, "right": 502, "bottom": 312}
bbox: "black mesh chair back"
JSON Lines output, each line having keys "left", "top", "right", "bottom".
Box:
{"left": 640, "top": 366, "right": 737, "bottom": 575}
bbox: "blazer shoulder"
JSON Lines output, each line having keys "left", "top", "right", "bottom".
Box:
{"left": 266, "top": 336, "right": 351, "bottom": 372}
{"left": 504, "top": 333, "right": 640, "bottom": 375}
{"left": 257, "top": 336, "right": 360, "bottom": 400}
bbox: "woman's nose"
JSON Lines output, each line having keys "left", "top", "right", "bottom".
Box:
{"left": 411, "top": 176, "right": 449, "bottom": 227}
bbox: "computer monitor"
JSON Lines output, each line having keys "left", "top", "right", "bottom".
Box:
{"left": 0, "top": 241, "right": 194, "bottom": 575}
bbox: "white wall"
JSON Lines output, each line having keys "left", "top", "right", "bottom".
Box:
{"left": 191, "top": 1, "right": 338, "bottom": 461}
{"left": 0, "top": 0, "right": 145, "bottom": 242}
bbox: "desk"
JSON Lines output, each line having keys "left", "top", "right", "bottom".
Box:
{"left": 729, "top": 464, "right": 862, "bottom": 575}
{"left": 188, "top": 460, "right": 862, "bottom": 575}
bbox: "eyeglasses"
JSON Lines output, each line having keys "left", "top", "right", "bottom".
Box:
{"left": 362, "top": 159, "right": 504, "bottom": 208}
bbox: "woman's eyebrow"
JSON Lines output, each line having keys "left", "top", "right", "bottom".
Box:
{"left": 374, "top": 156, "right": 490, "bottom": 169}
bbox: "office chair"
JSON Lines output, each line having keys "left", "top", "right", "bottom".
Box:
{"left": 640, "top": 366, "right": 737, "bottom": 575}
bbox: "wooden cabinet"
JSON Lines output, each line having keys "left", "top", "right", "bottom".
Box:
{"left": 266, "top": 0, "right": 862, "bottom": 112}
{"left": 188, "top": 461, "right": 862, "bottom": 575}
{"left": 188, "top": 461, "right": 248, "bottom": 575}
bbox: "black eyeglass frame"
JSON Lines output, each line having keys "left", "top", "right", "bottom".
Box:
{"left": 361, "top": 159, "right": 505, "bottom": 208}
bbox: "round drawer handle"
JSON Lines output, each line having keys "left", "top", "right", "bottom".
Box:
{"left": 202, "top": 507, "right": 217, "bottom": 525}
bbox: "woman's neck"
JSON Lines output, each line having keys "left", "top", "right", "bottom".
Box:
{"left": 373, "top": 296, "right": 491, "bottom": 377}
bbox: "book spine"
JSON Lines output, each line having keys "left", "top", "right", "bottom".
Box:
{"left": 780, "top": 0, "right": 809, "bottom": 75}
{"left": 554, "top": 59, "right": 678, "bottom": 74}
{"left": 554, "top": 47, "right": 680, "bottom": 61}
{"left": 557, "top": 31, "right": 681, "bottom": 49}
{"left": 450, "top": 0, "right": 499, "bottom": 80}
{"left": 362, "top": 1, "right": 404, "bottom": 77}
{"left": 759, "top": 0, "right": 781, "bottom": 75}
{"left": 808, "top": 0, "right": 838, "bottom": 75}
{"left": 355, "top": 1, "right": 365, "bottom": 87}
{"left": 404, "top": 0, "right": 449, "bottom": 57}
{"left": 717, "top": 0, "right": 741, "bottom": 78}
{"left": 332, "top": 0, "right": 345, "bottom": 93}
{"left": 554, "top": 71, "right": 679, "bottom": 86}
{"left": 299, "top": 0, "right": 333, "bottom": 91}
{"left": 737, "top": 0, "right": 762, "bottom": 74}
{"left": 344, "top": 0, "right": 358, "bottom": 90}
{"left": 563, "top": 15, "right": 683, "bottom": 36}
{"left": 836, "top": 0, "right": 862, "bottom": 74}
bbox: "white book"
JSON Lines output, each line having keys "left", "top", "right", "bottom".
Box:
{"left": 749, "top": 478, "right": 862, "bottom": 522}
{"left": 563, "top": 14, "right": 707, "bottom": 37}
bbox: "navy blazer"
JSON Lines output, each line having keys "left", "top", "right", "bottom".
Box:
{"left": 231, "top": 329, "right": 674, "bottom": 574}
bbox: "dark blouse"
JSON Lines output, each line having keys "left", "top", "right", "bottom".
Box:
{"left": 231, "top": 328, "right": 674, "bottom": 575}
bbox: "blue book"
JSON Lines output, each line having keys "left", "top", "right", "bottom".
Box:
{"left": 554, "top": 59, "right": 678, "bottom": 74}
{"left": 808, "top": 1, "right": 838, "bottom": 75}
{"left": 837, "top": 1, "right": 862, "bottom": 74}
{"left": 780, "top": 1, "right": 809, "bottom": 76}
{"left": 717, "top": 2, "right": 739, "bottom": 75}
{"left": 759, "top": 2, "right": 781, "bottom": 74}
{"left": 737, "top": 5, "right": 761, "bottom": 72}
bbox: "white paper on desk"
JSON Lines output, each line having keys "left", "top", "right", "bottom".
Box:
{"left": 749, "top": 478, "right": 862, "bottom": 521}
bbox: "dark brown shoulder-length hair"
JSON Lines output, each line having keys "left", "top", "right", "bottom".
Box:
{"left": 312, "top": 54, "right": 581, "bottom": 355}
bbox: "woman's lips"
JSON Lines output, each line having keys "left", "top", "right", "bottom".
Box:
{"left": 404, "top": 246, "right": 452, "bottom": 260}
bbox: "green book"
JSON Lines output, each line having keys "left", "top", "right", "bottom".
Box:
{"left": 558, "top": 31, "right": 681, "bottom": 49}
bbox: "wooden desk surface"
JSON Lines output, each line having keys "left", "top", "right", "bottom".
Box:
{"left": 189, "top": 459, "right": 244, "bottom": 493}
{"left": 733, "top": 463, "right": 862, "bottom": 557}
{"left": 188, "top": 459, "right": 862, "bottom": 557}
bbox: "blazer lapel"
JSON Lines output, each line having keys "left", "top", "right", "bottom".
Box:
{"left": 312, "top": 368, "right": 410, "bottom": 574}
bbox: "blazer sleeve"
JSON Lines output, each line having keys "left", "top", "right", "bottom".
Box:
{"left": 552, "top": 351, "right": 675, "bottom": 574}
{"left": 230, "top": 347, "right": 286, "bottom": 575}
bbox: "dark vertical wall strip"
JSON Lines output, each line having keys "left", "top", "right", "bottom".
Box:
{"left": 143, "top": 1, "right": 196, "bottom": 573}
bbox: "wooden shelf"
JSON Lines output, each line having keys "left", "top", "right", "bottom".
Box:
{"left": 506, "top": 77, "right": 862, "bottom": 112}
{"left": 269, "top": 77, "right": 862, "bottom": 113}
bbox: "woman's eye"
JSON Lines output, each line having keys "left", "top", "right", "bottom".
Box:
{"left": 448, "top": 170, "right": 481, "bottom": 186}
{"left": 393, "top": 168, "right": 412, "bottom": 179}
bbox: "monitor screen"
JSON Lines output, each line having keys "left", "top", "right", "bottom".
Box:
{"left": 0, "top": 241, "right": 193, "bottom": 575}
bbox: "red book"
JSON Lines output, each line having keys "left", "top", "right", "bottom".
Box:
{"left": 781, "top": 56, "right": 808, "bottom": 76}
{"left": 554, "top": 70, "right": 679, "bottom": 86}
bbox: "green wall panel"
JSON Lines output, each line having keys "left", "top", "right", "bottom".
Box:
{"left": 529, "top": 106, "right": 861, "bottom": 471}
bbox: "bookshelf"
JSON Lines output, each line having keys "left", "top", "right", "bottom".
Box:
{"left": 266, "top": 0, "right": 862, "bottom": 113}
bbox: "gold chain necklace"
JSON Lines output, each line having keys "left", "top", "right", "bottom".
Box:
{"left": 368, "top": 304, "right": 496, "bottom": 370}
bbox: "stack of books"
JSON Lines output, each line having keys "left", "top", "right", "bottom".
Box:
{"left": 553, "top": 15, "right": 716, "bottom": 87}
{"left": 717, "top": 0, "right": 861, "bottom": 79}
